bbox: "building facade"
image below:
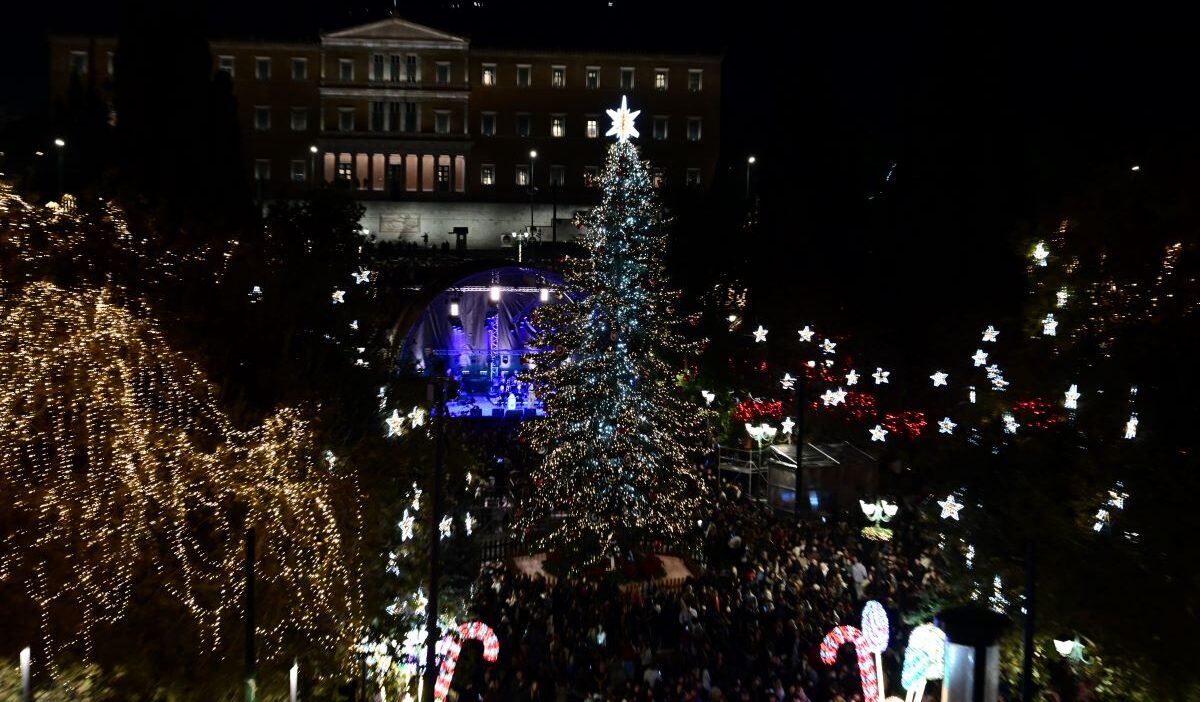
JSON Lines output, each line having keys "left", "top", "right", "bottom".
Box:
{"left": 49, "top": 16, "right": 722, "bottom": 245}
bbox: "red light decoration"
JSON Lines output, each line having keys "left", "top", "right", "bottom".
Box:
{"left": 883, "top": 410, "right": 928, "bottom": 440}
{"left": 733, "top": 398, "right": 784, "bottom": 423}
{"left": 1012, "top": 398, "right": 1061, "bottom": 429}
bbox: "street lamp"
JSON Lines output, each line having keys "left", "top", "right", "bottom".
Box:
{"left": 745, "top": 155, "right": 756, "bottom": 199}
{"left": 53, "top": 138, "right": 66, "bottom": 195}
{"left": 528, "top": 150, "right": 537, "bottom": 244}
{"left": 309, "top": 145, "right": 319, "bottom": 185}
{"left": 744, "top": 422, "right": 778, "bottom": 499}
{"left": 859, "top": 498, "right": 898, "bottom": 540}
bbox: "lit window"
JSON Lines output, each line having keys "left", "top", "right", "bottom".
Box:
{"left": 106, "top": 51, "right": 114, "bottom": 77}
{"left": 339, "top": 59, "right": 354, "bottom": 81}
{"left": 652, "top": 169, "right": 664, "bottom": 188}
{"left": 436, "top": 62, "right": 451, "bottom": 84}
{"left": 436, "top": 163, "right": 450, "bottom": 192}
{"left": 481, "top": 164, "right": 495, "bottom": 186}
{"left": 654, "top": 69, "right": 668, "bottom": 90}
{"left": 435, "top": 111, "right": 450, "bottom": 134}
{"left": 688, "top": 69, "right": 703, "bottom": 92}
{"left": 620, "top": 67, "right": 634, "bottom": 90}
{"left": 585, "top": 67, "right": 600, "bottom": 89}
{"left": 586, "top": 118, "right": 599, "bottom": 139}
{"left": 686, "top": 168, "right": 701, "bottom": 186}
{"left": 290, "top": 107, "right": 307, "bottom": 131}
{"left": 292, "top": 57, "right": 307, "bottom": 80}
{"left": 653, "top": 116, "right": 668, "bottom": 140}
{"left": 338, "top": 108, "right": 355, "bottom": 132}
{"left": 551, "top": 115, "right": 565, "bottom": 138}
{"left": 291, "top": 160, "right": 306, "bottom": 182}
{"left": 254, "top": 106, "right": 271, "bottom": 131}
{"left": 481, "top": 112, "right": 496, "bottom": 136}
{"left": 406, "top": 55, "right": 418, "bottom": 82}
{"left": 551, "top": 66, "right": 565, "bottom": 87}
{"left": 69, "top": 51, "right": 88, "bottom": 76}
{"left": 254, "top": 159, "right": 270, "bottom": 181}
{"left": 218, "top": 55, "right": 235, "bottom": 77}
{"left": 482, "top": 64, "right": 496, "bottom": 86}
{"left": 516, "top": 113, "right": 531, "bottom": 138}
{"left": 517, "top": 64, "right": 531, "bottom": 87}
{"left": 687, "top": 117, "right": 702, "bottom": 142}
{"left": 516, "top": 165, "right": 530, "bottom": 186}
{"left": 336, "top": 162, "right": 352, "bottom": 182}
{"left": 550, "top": 165, "right": 564, "bottom": 187}
{"left": 583, "top": 166, "right": 599, "bottom": 187}
{"left": 255, "top": 57, "right": 270, "bottom": 80}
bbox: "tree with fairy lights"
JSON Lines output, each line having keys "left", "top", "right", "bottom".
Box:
{"left": 520, "top": 97, "right": 707, "bottom": 571}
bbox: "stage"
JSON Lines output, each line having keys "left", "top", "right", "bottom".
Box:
{"left": 445, "top": 393, "right": 545, "bottom": 419}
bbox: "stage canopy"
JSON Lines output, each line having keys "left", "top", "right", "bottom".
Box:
{"left": 400, "top": 266, "right": 567, "bottom": 418}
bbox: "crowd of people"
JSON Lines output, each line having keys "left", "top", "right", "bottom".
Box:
{"left": 459, "top": 485, "right": 947, "bottom": 702}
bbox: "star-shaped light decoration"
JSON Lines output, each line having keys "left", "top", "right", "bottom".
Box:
{"left": 832, "top": 387, "right": 848, "bottom": 405}
{"left": 982, "top": 325, "right": 999, "bottom": 343}
{"left": 439, "top": 515, "right": 453, "bottom": 539}
{"left": 464, "top": 512, "right": 475, "bottom": 536}
{"left": 820, "top": 338, "right": 837, "bottom": 354}
{"left": 413, "top": 589, "right": 428, "bottom": 613}
{"left": 752, "top": 325, "right": 769, "bottom": 343}
{"left": 701, "top": 390, "right": 716, "bottom": 405}
{"left": 845, "top": 369, "right": 860, "bottom": 385}
{"left": 972, "top": 349, "right": 989, "bottom": 367}
{"left": 350, "top": 319, "right": 359, "bottom": 331}
{"left": 1056, "top": 287, "right": 1069, "bottom": 308}
{"left": 408, "top": 406, "right": 426, "bottom": 428}
{"left": 605, "top": 95, "right": 641, "bottom": 142}
{"left": 352, "top": 269, "right": 372, "bottom": 285}
{"left": 1002, "top": 413, "right": 1020, "bottom": 434}
{"left": 1064, "top": 384, "right": 1081, "bottom": 410}
{"left": 324, "top": 450, "right": 338, "bottom": 469}
{"left": 873, "top": 367, "right": 890, "bottom": 385}
{"left": 798, "top": 326, "right": 816, "bottom": 342}
{"left": 385, "top": 409, "right": 406, "bottom": 437}
{"left": 930, "top": 371, "right": 949, "bottom": 387}
{"left": 1032, "top": 241, "right": 1049, "bottom": 267}
{"left": 781, "top": 417, "right": 796, "bottom": 434}
{"left": 1124, "top": 414, "right": 1138, "bottom": 440}
{"left": 1042, "top": 313, "right": 1058, "bottom": 336}
{"left": 820, "top": 389, "right": 837, "bottom": 407}
{"left": 938, "top": 417, "right": 957, "bottom": 434}
{"left": 869, "top": 424, "right": 888, "bottom": 442}
{"left": 780, "top": 373, "right": 796, "bottom": 390}
{"left": 937, "top": 495, "right": 964, "bottom": 520}
{"left": 411, "top": 483, "right": 422, "bottom": 511}
{"left": 332, "top": 289, "right": 346, "bottom": 304}
{"left": 399, "top": 510, "right": 415, "bottom": 542}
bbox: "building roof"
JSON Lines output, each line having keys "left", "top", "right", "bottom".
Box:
{"left": 321, "top": 16, "right": 468, "bottom": 46}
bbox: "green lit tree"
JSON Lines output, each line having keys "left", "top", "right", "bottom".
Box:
{"left": 520, "top": 103, "right": 707, "bottom": 570}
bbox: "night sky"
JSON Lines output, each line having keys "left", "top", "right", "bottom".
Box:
{"left": 2, "top": 0, "right": 1195, "bottom": 352}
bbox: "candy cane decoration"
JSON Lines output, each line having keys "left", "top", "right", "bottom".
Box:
{"left": 901, "top": 624, "right": 946, "bottom": 702}
{"left": 862, "top": 600, "right": 890, "bottom": 697}
{"left": 433, "top": 621, "right": 501, "bottom": 702}
{"left": 820, "top": 625, "right": 880, "bottom": 702}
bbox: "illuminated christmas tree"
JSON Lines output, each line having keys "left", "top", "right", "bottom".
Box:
{"left": 521, "top": 98, "right": 706, "bottom": 569}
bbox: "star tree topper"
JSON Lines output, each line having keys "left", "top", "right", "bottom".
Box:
{"left": 605, "top": 95, "right": 641, "bottom": 142}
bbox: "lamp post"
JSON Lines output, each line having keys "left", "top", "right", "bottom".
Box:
{"left": 53, "top": 138, "right": 65, "bottom": 196}
{"left": 289, "top": 660, "right": 298, "bottom": 702}
{"left": 528, "top": 149, "right": 537, "bottom": 241}
{"left": 309, "top": 145, "right": 318, "bottom": 185}
{"left": 744, "top": 422, "right": 777, "bottom": 500}
{"left": 745, "top": 155, "right": 756, "bottom": 199}
{"left": 20, "top": 646, "right": 30, "bottom": 702}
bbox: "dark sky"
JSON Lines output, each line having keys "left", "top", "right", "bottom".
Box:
{"left": 3, "top": 0, "right": 1196, "bottom": 347}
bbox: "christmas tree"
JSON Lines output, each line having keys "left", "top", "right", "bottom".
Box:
{"left": 521, "top": 98, "right": 706, "bottom": 570}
